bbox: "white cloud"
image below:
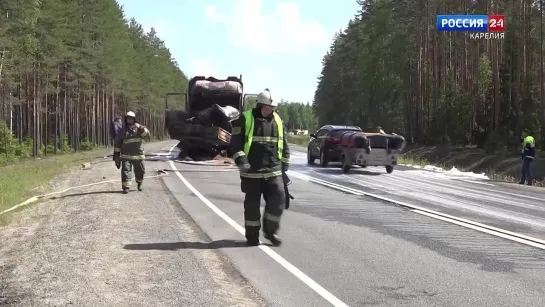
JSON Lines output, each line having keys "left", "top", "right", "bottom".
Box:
{"left": 189, "top": 58, "right": 215, "bottom": 78}
{"left": 204, "top": 0, "right": 329, "bottom": 54}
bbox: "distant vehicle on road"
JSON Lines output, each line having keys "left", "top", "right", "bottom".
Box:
{"left": 339, "top": 130, "right": 405, "bottom": 174}
{"left": 307, "top": 125, "right": 362, "bottom": 167}
{"left": 307, "top": 124, "right": 407, "bottom": 173}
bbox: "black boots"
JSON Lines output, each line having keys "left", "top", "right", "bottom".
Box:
{"left": 122, "top": 183, "right": 142, "bottom": 194}
{"left": 246, "top": 232, "right": 282, "bottom": 247}
{"left": 246, "top": 239, "right": 259, "bottom": 246}
{"left": 265, "top": 234, "right": 282, "bottom": 247}
{"left": 246, "top": 234, "right": 259, "bottom": 246}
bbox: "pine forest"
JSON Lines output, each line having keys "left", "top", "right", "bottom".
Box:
{"left": 0, "top": 0, "right": 187, "bottom": 162}
{"left": 313, "top": 0, "right": 545, "bottom": 151}
{"left": 2, "top": 0, "right": 543, "bottom": 164}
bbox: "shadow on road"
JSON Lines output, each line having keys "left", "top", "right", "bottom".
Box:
{"left": 350, "top": 170, "right": 383, "bottom": 176}
{"left": 123, "top": 239, "right": 275, "bottom": 250}
{"left": 312, "top": 167, "right": 382, "bottom": 176}
{"left": 305, "top": 163, "right": 342, "bottom": 169}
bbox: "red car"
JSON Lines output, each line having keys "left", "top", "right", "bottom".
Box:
{"left": 307, "top": 125, "right": 362, "bottom": 167}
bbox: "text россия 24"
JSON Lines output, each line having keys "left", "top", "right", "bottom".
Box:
{"left": 436, "top": 14, "right": 505, "bottom": 40}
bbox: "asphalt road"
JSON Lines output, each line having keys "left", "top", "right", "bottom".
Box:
{"left": 159, "top": 142, "right": 545, "bottom": 307}
{"left": 290, "top": 146, "right": 545, "bottom": 240}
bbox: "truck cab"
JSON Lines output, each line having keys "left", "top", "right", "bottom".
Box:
{"left": 165, "top": 75, "right": 244, "bottom": 160}
{"left": 186, "top": 76, "right": 243, "bottom": 117}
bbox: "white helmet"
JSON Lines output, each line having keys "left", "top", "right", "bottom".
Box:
{"left": 256, "top": 88, "right": 278, "bottom": 107}
{"left": 125, "top": 111, "right": 136, "bottom": 118}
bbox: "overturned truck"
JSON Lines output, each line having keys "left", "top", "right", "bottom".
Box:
{"left": 165, "top": 76, "right": 243, "bottom": 161}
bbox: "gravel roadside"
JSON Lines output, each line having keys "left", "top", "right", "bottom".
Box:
{"left": 0, "top": 141, "right": 266, "bottom": 306}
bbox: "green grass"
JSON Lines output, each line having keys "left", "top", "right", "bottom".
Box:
{"left": 288, "top": 134, "right": 311, "bottom": 147}
{"left": 397, "top": 155, "right": 428, "bottom": 167}
{"left": 0, "top": 147, "right": 111, "bottom": 215}
{"left": 483, "top": 169, "right": 519, "bottom": 182}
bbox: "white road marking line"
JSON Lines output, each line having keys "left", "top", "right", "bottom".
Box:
{"left": 454, "top": 179, "right": 496, "bottom": 186}
{"left": 411, "top": 209, "right": 545, "bottom": 250}
{"left": 167, "top": 145, "right": 349, "bottom": 307}
{"left": 287, "top": 170, "right": 545, "bottom": 250}
{"left": 388, "top": 168, "right": 543, "bottom": 202}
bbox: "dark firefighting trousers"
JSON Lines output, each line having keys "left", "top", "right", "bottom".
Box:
{"left": 121, "top": 159, "right": 145, "bottom": 189}
{"left": 520, "top": 157, "right": 533, "bottom": 184}
{"left": 242, "top": 176, "right": 285, "bottom": 241}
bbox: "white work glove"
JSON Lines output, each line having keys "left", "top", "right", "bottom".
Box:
{"left": 238, "top": 163, "right": 251, "bottom": 173}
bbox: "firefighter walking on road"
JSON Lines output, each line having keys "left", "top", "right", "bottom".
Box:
{"left": 519, "top": 128, "right": 535, "bottom": 186}
{"left": 230, "top": 89, "right": 290, "bottom": 247}
{"left": 113, "top": 111, "right": 151, "bottom": 194}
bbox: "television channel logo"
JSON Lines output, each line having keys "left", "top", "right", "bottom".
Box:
{"left": 437, "top": 15, "right": 504, "bottom": 39}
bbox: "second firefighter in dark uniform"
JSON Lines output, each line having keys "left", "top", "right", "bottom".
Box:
{"left": 113, "top": 111, "right": 150, "bottom": 194}
{"left": 230, "top": 89, "right": 290, "bottom": 247}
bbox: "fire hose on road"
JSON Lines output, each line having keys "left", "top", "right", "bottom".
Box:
{"left": 0, "top": 171, "right": 170, "bottom": 216}
{"left": 2, "top": 153, "right": 295, "bottom": 216}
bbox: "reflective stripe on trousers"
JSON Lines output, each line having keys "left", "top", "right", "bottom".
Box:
{"left": 263, "top": 212, "right": 280, "bottom": 222}
{"left": 120, "top": 154, "right": 145, "bottom": 160}
{"left": 240, "top": 171, "right": 282, "bottom": 179}
{"left": 245, "top": 220, "right": 261, "bottom": 227}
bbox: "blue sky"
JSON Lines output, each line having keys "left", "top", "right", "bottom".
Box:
{"left": 116, "top": 0, "right": 360, "bottom": 103}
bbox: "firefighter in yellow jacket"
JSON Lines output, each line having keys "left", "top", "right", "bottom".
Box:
{"left": 230, "top": 89, "right": 290, "bottom": 246}
{"left": 113, "top": 111, "right": 150, "bottom": 194}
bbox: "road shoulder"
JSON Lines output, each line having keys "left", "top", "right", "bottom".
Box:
{"left": 0, "top": 141, "right": 265, "bottom": 306}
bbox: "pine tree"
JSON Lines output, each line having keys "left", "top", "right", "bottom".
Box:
{"left": 0, "top": 0, "right": 189, "bottom": 162}
{"left": 313, "top": 0, "right": 544, "bottom": 149}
